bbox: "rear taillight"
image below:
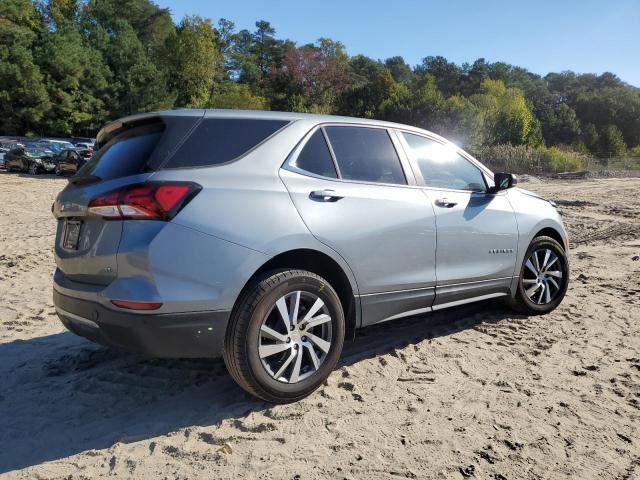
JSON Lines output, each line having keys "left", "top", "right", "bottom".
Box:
{"left": 88, "top": 182, "right": 201, "bottom": 220}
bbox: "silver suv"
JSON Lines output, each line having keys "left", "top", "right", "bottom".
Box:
{"left": 52, "top": 110, "right": 569, "bottom": 402}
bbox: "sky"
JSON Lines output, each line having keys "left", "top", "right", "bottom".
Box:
{"left": 155, "top": 0, "right": 640, "bottom": 87}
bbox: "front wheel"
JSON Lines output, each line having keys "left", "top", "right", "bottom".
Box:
{"left": 223, "top": 269, "right": 345, "bottom": 403}
{"left": 511, "top": 235, "right": 569, "bottom": 314}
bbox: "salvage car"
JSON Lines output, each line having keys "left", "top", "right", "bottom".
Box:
{"left": 52, "top": 149, "right": 89, "bottom": 175}
{"left": 38, "top": 139, "right": 76, "bottom": 154}
{"left": 5, "top": 146, "right": 56, "bottom": 174}
{"left": 52, "top": 110, "right": 569, "bottom": 403}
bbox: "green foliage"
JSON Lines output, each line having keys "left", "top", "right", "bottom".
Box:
{"left": 596, "top": 124, "right": 627, "bottom": 158}
{"left": 0, "top": 0, "right": 50, "bottom": 134}
{"left": 168, "top": 16, "right": 222, "bottom": 108}
{"left": 384, "top": 56, "right": 412, "bottom": 85}
{"left": 35, "top": 24, "right": 110, "bottom": 135}
{"left": 540, "top": 146, "right": 584, "bottom": 172}
{"left": 416, "top": 56, "right": 461, "bottom": 97}
{"left": 630, "top": 145, "right": 640, "bottom": 157}
{"left": 432, "top": 95, "right": 484, "bottom": 150}
{"left": 103, "top": 20, "right": 174, "bottom": 116}
{"left": 337, "top": 68, "right": 410, "bottom": 120}
{"left": 208, "top": 82, "right": 267, "bottom": 110}
{"left": 470, "top": 79, "right": 540, "bottom": 147}
{"left": 47, "top": 0, "right": 79, "bottom": 26}
{"left": 397, "top": 73, "right": 443, "bottom": 127}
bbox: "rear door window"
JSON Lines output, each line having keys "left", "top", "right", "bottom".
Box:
{"left": 292, "top": 130, "right": 337, "bottom": 178}
{"left": 165, "top": 118, "right": 289, "bottom": 169}
{"left": 78, "top": 122, "right": 164, "bottom": 181}
{"left": 324, "top": 126, "right": 406, "bottom": 185}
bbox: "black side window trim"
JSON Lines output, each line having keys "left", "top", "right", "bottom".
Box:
{"left": 285, "top": 124, "right": 411, "bottom": 187}
{"left": 320, "top": 127, "right": 342, "bottom": 178}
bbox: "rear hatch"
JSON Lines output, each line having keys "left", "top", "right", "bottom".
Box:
{"left": 52, "top": 111, "right": 204, "bottom": 285}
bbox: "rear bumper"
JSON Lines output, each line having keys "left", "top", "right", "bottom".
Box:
{"left": 53, "top": 289, "right": 230, "bottom": 358}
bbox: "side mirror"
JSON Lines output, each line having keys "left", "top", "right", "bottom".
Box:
{"left": 491, "top": 172, "right": 517, "bottom": 192}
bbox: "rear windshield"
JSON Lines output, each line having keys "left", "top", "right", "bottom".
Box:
{"left": 163, "top": 118, "right": 289, "bottom": 168}
{"left": 78, "top": 122, "right": 164, "bottom": 181}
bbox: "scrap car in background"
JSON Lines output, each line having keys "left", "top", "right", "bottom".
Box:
{"left": 5, "top": 145, "right": 56, "bottom": 174}
{"left": 73, "top": 142, "right": 94, "bottom": 151}
{"left": 38, "top": 139, "right": 76, "bottom": 154}
{"left": 0, "top": 141, "right": 23, "bottom": 168}
{"left": 52, "top": 148, "right": 91, "bottom": 175}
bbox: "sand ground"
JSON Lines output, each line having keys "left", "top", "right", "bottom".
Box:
{"left": 0, "top": 172, "right": 639, "bottom": 479}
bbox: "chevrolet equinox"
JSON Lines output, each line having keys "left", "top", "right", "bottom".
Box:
{"left": 52, "top": 110, "right": 569, "bottom": 403}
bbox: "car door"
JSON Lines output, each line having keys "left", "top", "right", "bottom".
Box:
{"left": 280, "top": 125, "right": 437, "bottom": 326}
{"left": 398, "top": 131, "right": 519, "bottom": 308}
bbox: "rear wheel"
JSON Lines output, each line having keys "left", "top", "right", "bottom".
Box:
{"left": 223, "top": 269, "right": 345, "bottom": 403}
{"left": 511, "top": 235, "right": 569, "bottom": 314}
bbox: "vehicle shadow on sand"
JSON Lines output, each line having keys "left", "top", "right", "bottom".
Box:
{"left": 0, "top": 299, "right": 521, "bottom": 473}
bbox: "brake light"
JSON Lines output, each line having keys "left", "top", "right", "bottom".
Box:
{"left": 87, "top": 182, "right": 201, "bottom": 220}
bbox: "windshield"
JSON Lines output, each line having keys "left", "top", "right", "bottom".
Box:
{"left": 46, "top": 144, "right": 63, "bottom": 153}
{"left": 26, "top": 149, "right": 47, "bottom": 158}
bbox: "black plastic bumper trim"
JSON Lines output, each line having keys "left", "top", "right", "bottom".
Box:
{"left": 53, "top": 289, "right": 230, "bottom": 358}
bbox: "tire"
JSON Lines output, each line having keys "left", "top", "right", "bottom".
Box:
{"left": 28, "top": 163, "right": 38, "bottom": 175}
{"left": 510, "top": 235, "right": 569, "bottom": 314}
{"left": 223, "top": 269, "right": 345, "bottom": 403}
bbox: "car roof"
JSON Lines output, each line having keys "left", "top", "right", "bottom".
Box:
{"left": 98, "top": 108, "right": 451, "bottom": 145}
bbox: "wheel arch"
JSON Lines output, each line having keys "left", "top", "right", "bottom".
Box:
{"left": 237, "top": 248, "right": 359, "bottom": 339}
{"left": 533, "top": 227, "right": 567, "bottom": 251}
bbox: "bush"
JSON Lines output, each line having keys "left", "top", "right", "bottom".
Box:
{"left": 540, "top": 146, "right": 584, "bottom": 173}
{"left": 630, "top": 145, "right": 640, "bottom": 157}
{"left": 473, "top": 144, "right": 584, "bottom": 174}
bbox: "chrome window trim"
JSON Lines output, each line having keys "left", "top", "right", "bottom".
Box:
{"left": 282, "top": 122, "right": 419, "bottom": 189}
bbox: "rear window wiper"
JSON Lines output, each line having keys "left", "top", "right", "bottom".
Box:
{"left": 69, "top": 174, "right": 101, "bottom": 186}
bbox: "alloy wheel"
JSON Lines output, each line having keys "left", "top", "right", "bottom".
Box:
{"left": 258, "top": 290, "right": 332, "bottom": 383}
{"left": 522, "top": 248, "right": 565, "bottom": 305}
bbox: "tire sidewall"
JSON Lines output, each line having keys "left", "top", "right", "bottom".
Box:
{"left": 517, "top": 237, "right": 569, "bottom": 313}
{"left": 245, "top": 272, "right": 345, "bottom": 398}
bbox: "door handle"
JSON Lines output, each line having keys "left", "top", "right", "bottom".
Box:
{"left": 434, "top": 198, "right": 457, "bottom": 208}
{"left": 309, "top": 189, "right": 344, "bottom": 202}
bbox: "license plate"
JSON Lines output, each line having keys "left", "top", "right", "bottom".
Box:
{"left": 63, "top": 220, "right": 82, "bottom": 250}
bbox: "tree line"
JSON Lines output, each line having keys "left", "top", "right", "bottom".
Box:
{"left": 2, "top": 0, "right": 640, "bottom": 161}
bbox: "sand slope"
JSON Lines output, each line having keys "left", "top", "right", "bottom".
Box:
{"left": 0, "top": 172, "right": 639, "bottom": 479}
